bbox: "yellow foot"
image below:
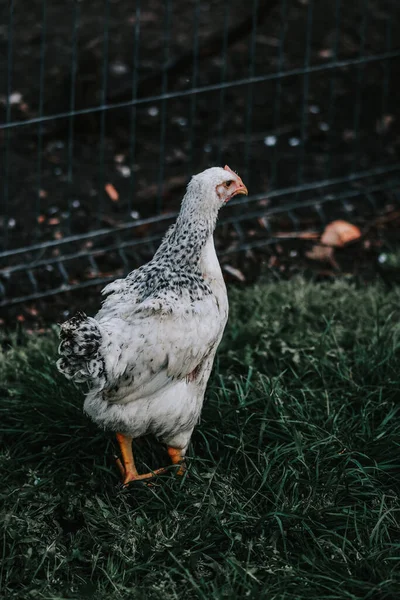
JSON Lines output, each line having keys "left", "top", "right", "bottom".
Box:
{"left": 115, "top": 433, "right": 187, "bottom": 485}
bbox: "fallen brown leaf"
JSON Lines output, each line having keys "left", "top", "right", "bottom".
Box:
{"left": 321, "top": 220, "right": 361, "bottom": 247}
{"left": 105, "top": 183, "right": 119, "bottom": 202}
{"left": 306, "top": 244, "right": 339, "bottom": 269}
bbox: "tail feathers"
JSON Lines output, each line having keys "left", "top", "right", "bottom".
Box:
{"left": 57, "top": 311, "right": 105, "bottom": 383}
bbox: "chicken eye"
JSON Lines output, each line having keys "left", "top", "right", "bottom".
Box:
{"left": 224, "top": 180, "right": 233, "bottom": 188}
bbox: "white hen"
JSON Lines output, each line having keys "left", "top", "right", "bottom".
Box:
{"left": 57, "top": 166, "right": 248, "bottom": 484}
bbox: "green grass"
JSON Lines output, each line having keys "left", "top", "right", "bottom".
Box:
{"left": 1, "top": 279, "right": 400, "bottom": 600}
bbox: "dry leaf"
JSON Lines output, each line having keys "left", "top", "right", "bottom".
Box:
{"left": 306, "top": 245, "right": 334, "bottom": 262}
{"left": 37, "top": 215, "right": 46, "bottom": 224}
{"left": 223, "top": 264, "right": 246, "bottom": 282}
{"left": 306, "top": 245, "right": 339, "bottom": 269}
{"left": 105, "top": 183, "right": 119, "bottom": 202}
{"left": 275, "top": 231, "right": 319, "bottom": 240}
{"left": 321, "top": 220, "right": 361, "bottom": 247}
{"left": 39, "top": 189, "right": 48, "bottom": 198}
{"left": 48, "top": 217, "right": 60, "bottom": 226}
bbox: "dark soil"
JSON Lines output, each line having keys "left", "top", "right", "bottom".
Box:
{"left": 1, "top": 0, "right": 400, "bottom": 326}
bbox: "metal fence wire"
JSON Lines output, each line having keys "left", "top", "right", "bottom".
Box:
{"left": 1, "top": 0, "right": 400, "bottom": 308}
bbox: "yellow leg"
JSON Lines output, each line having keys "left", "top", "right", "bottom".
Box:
{"left": 116, "top": 433, "right": 166, "bottom": 485}
{"left": 167, "top": 447, "right": 186, "bottom": 476}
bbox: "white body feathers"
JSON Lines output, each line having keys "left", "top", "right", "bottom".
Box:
{"left": 57, "top": 167, "right": 240, "bottom": 456}
{"left": 84, "top": 236, "right": 228, "bottom": 451}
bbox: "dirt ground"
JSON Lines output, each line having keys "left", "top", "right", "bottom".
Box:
{"left": 1, "top": 0, "right": 400, "bottom": 327}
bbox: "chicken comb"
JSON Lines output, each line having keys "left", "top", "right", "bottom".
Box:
{"left": 224, "top": 165, "right": 236, "bottom": 176}
{"left": 224, "top": 165, "right": 242, "bottom": 181}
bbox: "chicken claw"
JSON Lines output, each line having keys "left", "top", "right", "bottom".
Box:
{"left": 116, "top": 433, "right": 186, "bottom": 484}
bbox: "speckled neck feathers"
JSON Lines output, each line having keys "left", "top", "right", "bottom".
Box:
{"left": 155, "top": 178, "right": 219, "bottom": 268}
{"left": 96, "top": 172, "right": 225, "bottom": 311}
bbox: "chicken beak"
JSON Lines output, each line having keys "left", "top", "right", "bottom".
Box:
{"left": 223, "top": 165, "right": 248, "bottom": 199}
{"left": 232, "top": 183, "right": 248, "bottom": 197}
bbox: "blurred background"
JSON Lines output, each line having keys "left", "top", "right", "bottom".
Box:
{"left": 1, "top": 0, "right": 400, "bottom": 328}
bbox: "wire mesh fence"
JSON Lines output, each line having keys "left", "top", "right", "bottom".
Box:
{"left": 1, "top": 0, "right": 400, "bottom": 312}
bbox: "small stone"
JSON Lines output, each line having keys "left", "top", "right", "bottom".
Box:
{"left": 319, "top": 48, "right": 333, "bottom": 59}
{"left": 174, "top": 117, "right": 188, "bottom": 127}
{"left": 289, "top": 137, "right": 300, "bottom": 147}
{"left": 117, "top": 165, "right": 131, "bottom": 178}
{"left": 378, "top": 253, "right": 387, "bottom": 264}
{"left": 148, "top": 106, "right": 159, "bottom": 117}
{"left": 264, "top": 135, "right": 277, "bottom": 146}
{"left": 111, "top": 61, "right": 129, "bottom": 76}
{"left": 9, "top": 92, "right": 22, "bottom": 104}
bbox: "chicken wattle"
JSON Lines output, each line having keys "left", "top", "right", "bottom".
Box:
{"left": 57, "top": 166, "right": 248, "bottom": 484}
